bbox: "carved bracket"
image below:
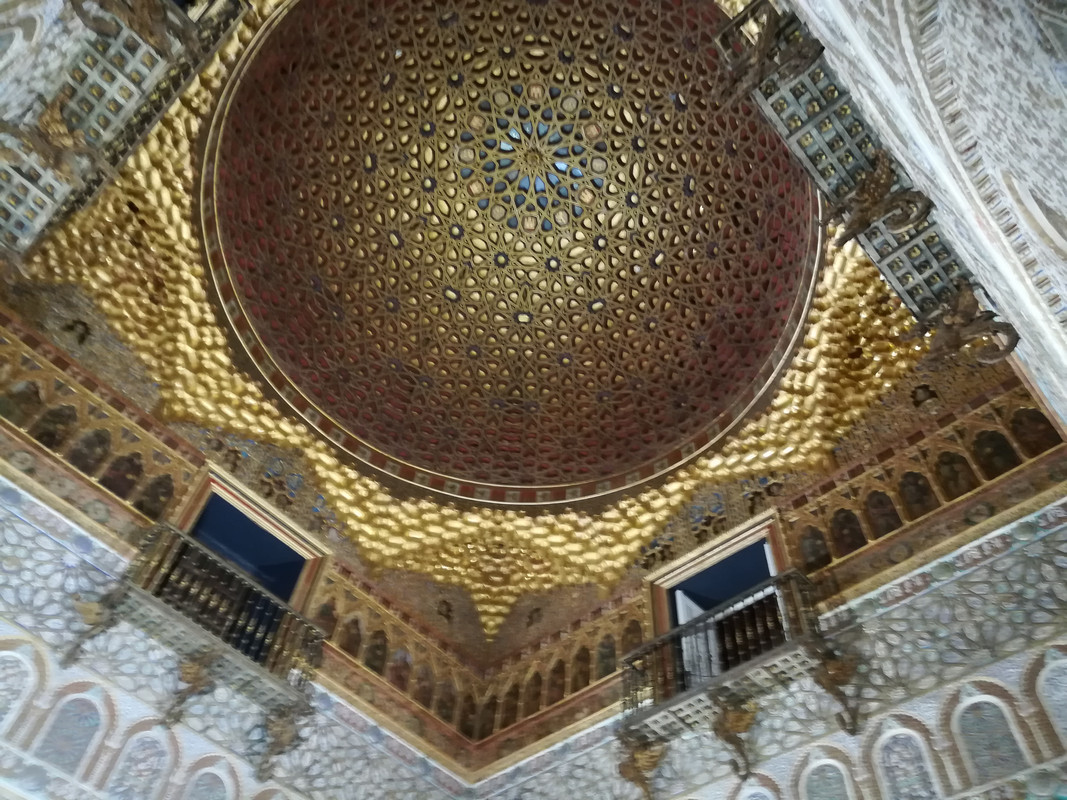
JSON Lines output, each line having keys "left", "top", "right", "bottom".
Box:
{"left": 617, "top": 732, "right": 666, "bottom": 800}
{"left": 831, "top": 151, "right": 932, "bottom": 245}
{"left": 913, "top": 278, "right": 1020, "bottom": 365}
{"left": 807, "top": 642, "right": 863, "bottom": 736}
{"left": 710, "top": 692, "right": 759, "bottom": 780}
{"left": 61, "top": 585, "right": 127, "bottom": 667}
{"left": 161, "top": 649, "right": 219, "bottom": 727}
{"left": 254, "top": 700, "right": 312, "bottom": 782}
{"left": 715, "top": 1, "right": 825, "bottom": 105}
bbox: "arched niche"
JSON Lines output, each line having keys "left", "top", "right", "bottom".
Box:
{"left": 972, "top": 430, "right": 1022, "bottom": 480}
{"left": 458, "top": 693, "right": 478, "bottom": 739}
{"left": 621, "top": 619, "right": 643, "bottom": 655}
{"left": 478, "top": 695, "right": 497, "bottom": 741}
{"left": 0, "top": 649, "right": 35, "bottom": 735}
{"left": 499, "top": 684, "right": 519, "bottom": 729}
{"left": 546, "top": 660, "right": 566, "bottom": 705}
{"left": 29, "top": 405, "right": 77, "bottom": 450}
{"left": 596, "top": 634, "right": 616, "bottom": 678}
{"left": 798, "top": 526, "right": 831, "bottom": 571}
{"left": 412, "top": 664, "right": 434, "bottom": 709}
{"left": 1037, "top": 652, "right": 1067, "bottom": 746}
{"left": 523, "top": 672, "right": 542, "bottom": 718}
{"left": 800, "top": 759, "right": 855, "bottom": 800}
{"left": 874, "top": 729, "right": 942, "bottom": 800}
{"left": 953, "top": 694, "right": 1029, "bottom": 785}
{"left": 829, "top": 509, "right": 866, "bottom": 557}
{"left": 571, "top": 646, "right": 591, "bottom": 691}
{"left": 336, "top": 617, "right": 361, "bottom": 657}
{"left": 182, "top": 770, "right": 233, "bottom": 800}
{"left": 363, "top": 630, "right": 387, "bottom": 674}
{"left": 934, "top": 451, "right": 979, "bottom": 500}
{"left": 899, "top": 472, "right": 940, "bottom": 519}
{"left": 311, "top": 597, "right": 338, "bottom": 639}
{"left": 68, "top": 429, "right": 111, "bottom": 474}
{"left": 386, "top": 649, "right": 412, "bottom": 691}
{"left": 133, "top": 474, "right": 174, "bottom": 521}
{"left": 0, "top": 380, "right": 42, "bottom": 426}
{"left": 434, "top": 678, "right": 456, "bottom": 724}
{"left": 33, "top": 693, "right": 105, "bottom": 779}
{"left": 865, "top": 491, "right": 903, "bottom": 538}
{"left": 99, "top": 452, "right": 144, "bottom": 499}
{"left": 106, "top": 732, "right": 172, "bottom": 800}
{"left": 1010, "top": 407, "right": 1062, "bottom": 457}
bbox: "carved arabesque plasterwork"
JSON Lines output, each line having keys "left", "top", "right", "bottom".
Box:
{"left": 23, "top": 0, "right": 921, "bottom": 634}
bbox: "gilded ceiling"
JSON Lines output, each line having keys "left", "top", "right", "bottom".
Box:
{"left": 204, "top": 0, "right": 819, "bottom": 503}
{"left": 25, "top": 0, "right": 920, "bottom": 634}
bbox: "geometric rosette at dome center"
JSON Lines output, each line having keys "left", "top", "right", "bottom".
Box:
{"left": 204, "top": 0, "right": 820, "bottom": 504}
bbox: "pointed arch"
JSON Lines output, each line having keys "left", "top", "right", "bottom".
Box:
{"left": 336, "top": 616, "right": 361, "bottom": 657}
{"left": 621, "top": 619, "right": 643, "bottom": 655}
{"left": 596, "top": 634, "right": 616, "bottom": 678}
{"left": 523, "top": 672, "right": 542, "bottom": 718}
{"left": 434, "top": 678, "right": 456, "bottom": 724}
{"left": 412, "top": 664, "right": 434, "bottom": 709}
{"left": 499, "top": 683, "right": 519, "bottom": 729}
{"left": 478, "top": 695, "right": 498, "bottom": 740}
{"left": 546, "top": 660, "right": 566, "bottom": 705}
{"left": 571, "top": 646, "right": 591, "bottom": 691}
{"left": 0, "top": 380, "right": 43, "bottom": 426}
{"left": 458, "top": 693, "right": 478, "bottom": 739}
{"left": 864, "top": 490, "right": 903, "bottom": 538}
{"left": 363, "top": 629, "right": 387, "bottom": 674}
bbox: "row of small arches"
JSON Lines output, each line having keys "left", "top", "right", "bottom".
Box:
{"left": 731, "top": 659, "right": 1067, "bottom": 800}
{"left": 0, "top": 380, "right": 176, "bottom": 520}
{"left": 318, "top": 607, "right": 643, "bottom": 739}
{"left": 0, "top": 649, "right": 282, "bottom": 800}
{"left": 799, "top": 409, "right": 1061, "bottom": 571}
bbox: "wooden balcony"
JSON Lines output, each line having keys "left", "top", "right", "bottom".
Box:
{"left": 68, "top": 523, "right": 323, "bottom": 720}
{"left": 619, "top": 571, "right": 819, "bottom": 744}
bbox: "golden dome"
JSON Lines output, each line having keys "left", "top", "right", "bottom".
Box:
{"left": 202, "top": 0, "right": 820, "bottom": 505}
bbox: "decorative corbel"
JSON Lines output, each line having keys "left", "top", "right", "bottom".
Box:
{"left": 617, "top": 732, "right": 666, "bottom": 800}
{"left": 62, "top": 586, "right": 126, "bottom": 666}
{"left": 0, "top": 89, "right": 107, "bottom": 183}
{"left": 255, "top": 701, "right": 310, "bottom": 781}
{"left": 71, "top": 0, "right": 201, "bottom": 59}
{"left": 161, "top": 649, "right": 219, "bottom": 727}
{"left": 717, "top": 1, "right": 825, "bottom": 105}
{"left": 912, "top": 278, "right": 1019, "bottom": 364}
{"left": 809, "top": 644, "right": 863, "bottom": 736}
{"left": 830, "top": 151, "right": 932, "bottom": 245}
{"left": 710, "top": 692, "right": 758, "bottom": 780}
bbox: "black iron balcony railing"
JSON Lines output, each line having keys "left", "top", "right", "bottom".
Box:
{"left": 130, "top": 524, "right": 323, "bottom": 685}
{"left": 622, "top": 571, "right": 818, "bottom": 718}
